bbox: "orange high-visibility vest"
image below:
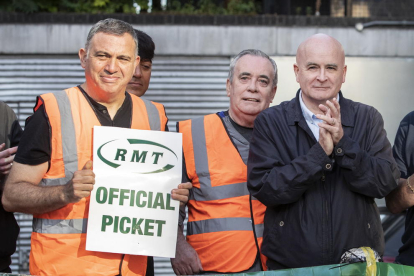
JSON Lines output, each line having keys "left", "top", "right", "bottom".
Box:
{"left": 178, "top": 113, "right": 266, "bottom": 273}
{"left": 30, "top": 87, "right": 167, "bottom": 276}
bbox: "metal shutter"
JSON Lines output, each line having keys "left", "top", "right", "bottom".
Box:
{"left": 0, "top": 55, "right": 230, "bottom": 275}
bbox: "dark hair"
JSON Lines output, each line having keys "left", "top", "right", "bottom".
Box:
{"left": 85, "top": 18, "right": 138, "bottom": 55}
{"left": 135, "top": 29, "right": 155, "bottom": 62}
{"left": 228, "top": 49, "right": 278, "bottom": 87}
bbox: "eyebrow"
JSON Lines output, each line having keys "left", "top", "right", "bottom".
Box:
{"left": 238, "top": 72, "right": 270, "bottom": 80}
{"left": 306, "top": 62, "right": 318, "bottom": 67}
{"left": 94, "top": 51, "right": 109, "bottom": 56}
{"left": 117, "top": 55, "right": 132, "bottom": 61}
{"left": 306, "top": 62, "right": 338, "bottom": 68}
{"left": 239, "top": 72, "right": 251, "bottom": 78}
{"left": 259, "top": 74, "right": 270, "bottom": 81}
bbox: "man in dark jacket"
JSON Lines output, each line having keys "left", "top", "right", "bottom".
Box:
{"left": 0, "top": 101, "right": 22, "bottom": 273}
{"left": 247, "top": 33, "right": 400, "bottom": 269}
{"left": 385, "top": 111, "right": 414, "bottom": 265}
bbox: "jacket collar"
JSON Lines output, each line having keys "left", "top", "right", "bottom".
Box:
{"left": 287, "top": 89, "right": 355, "bottom": 127}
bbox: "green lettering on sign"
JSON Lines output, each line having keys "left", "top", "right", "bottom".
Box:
{"left": 109, "top": 188, "right": 119, "bottom": 205}
{"left": 96, "top": 187, "right": 108, "bottom": 204}
{"left": 101, "top": 215, "right": 113, "bottom": 232}
{"left": 152, "top": 152, "right": 164, "bottom": 164}
{"left": 153, "top": 193, "right": 165, "bottom": 210}
{"left": 120, "top": 217, "right": 131, "bottom": 234}
{"left": 166, "top": 193, "right": 175, "bottom": 210}
{"left": 132, "top": 218, "right": 144, "bottom": 235}
{"left": 114, "top": 149, "right": 127, "bottom": 161}
{"left": 131, "top": 150, "right": 148, "bottom": 163}
{"left": 155, "top": 220, "right": 166, "bottom": 237}
{"left": 144, "top": 219, "right": 155, "bottom": 236}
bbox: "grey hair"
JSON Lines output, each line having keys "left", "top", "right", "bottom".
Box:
{"left": 228, "top": 49, "right": 278, "bottom": 86}
{"left": 85, "top": 18, "right": 138, "bottom": 56}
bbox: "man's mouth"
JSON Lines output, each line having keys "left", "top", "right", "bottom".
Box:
{"left": 101, "top": 75, "right": 119, "bottom": 82}
{"left": 244, "top": 98, "right": 259, "bottom": 102}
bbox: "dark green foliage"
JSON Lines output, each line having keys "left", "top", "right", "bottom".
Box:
{"left": 0, "top": 0, "right": 137, "bottom": 13}
{"left": 0, "top": 0, "right": 259, "bottom": 15}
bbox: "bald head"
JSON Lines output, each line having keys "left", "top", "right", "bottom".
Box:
{"left": 296, "top": 33, "right": 345, "bottom": 66}
{"left": 294, "top": 33, "right": 347, "bottom": 113}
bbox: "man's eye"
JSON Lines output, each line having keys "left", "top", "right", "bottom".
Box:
{"left": 259, "top": 79, "right": 268, "bottom": 85}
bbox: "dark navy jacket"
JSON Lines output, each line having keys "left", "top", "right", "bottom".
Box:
{"left": 247, "top": 91, "right": 400, "bottom": 269}
{"left": 393, "top": 111, "right": 414, "bottom": 265}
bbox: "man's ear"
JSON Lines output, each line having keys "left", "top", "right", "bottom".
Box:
{"left": 270, "top": 86, "right": 277, "bottom": 103}
{"left": 226, "top": 79, "right": 232, "bottom": 97}
{"left": 293, "top": 63, "right": 300, "bottom": 83}
{"left": 135, "top": 55, "right": 141, "bottom": 68}
{"left": 79, "top": 48, "right": 87, "bottom": 69}
{"left": 342, "top": 65, "right": 347, "bottom": 83}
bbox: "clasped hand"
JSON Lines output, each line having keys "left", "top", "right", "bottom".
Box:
{"left": 316, "top": 97, "right": 344, "bottom": 155}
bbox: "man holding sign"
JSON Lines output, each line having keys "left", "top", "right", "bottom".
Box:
{"left": 172, "top": 49, "right": 277, "bottom": 274}
{"left": 2, "top": 18, "right": 190, "bottom": 276}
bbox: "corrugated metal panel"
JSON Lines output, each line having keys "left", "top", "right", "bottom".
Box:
{"left": 0, "top": 55, "right": 230, "bottom": 275}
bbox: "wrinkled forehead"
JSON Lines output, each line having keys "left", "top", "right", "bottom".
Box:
{"left": 235, "top": 55, "right": 274, "bottom": 76}
{"left": 297, "top": 36, "right": 345, "bottom": 66}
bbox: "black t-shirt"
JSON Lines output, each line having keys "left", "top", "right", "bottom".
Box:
{"left": 15, "top": 86, "right": 133, "bottom": 165}
{"left": 225, "top": 110, "right": 253, "bottom": 142}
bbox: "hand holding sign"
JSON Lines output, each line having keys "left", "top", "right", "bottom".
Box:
{"left": 64, "top": 160, "right": 95, "bottom": 203}
{"left": 171, "top": 182, "right": 192, "bottom": 206}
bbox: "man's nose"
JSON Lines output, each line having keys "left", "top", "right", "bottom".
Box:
{"left": 105, "top": 58, "right": 118, "bottom": 74}
{"left": 248, "top": 79, "right": 258, "bottom": 92}
{"left": 133, "top": 65, "right": 142, "bottom": 78}
{"left": 317, "top": 69, "right": 327, "bottom": 82}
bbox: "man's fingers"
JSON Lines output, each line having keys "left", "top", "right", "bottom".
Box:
{"left": 196, "top": 256, "right": 204, "bottom": 271}
{"left": 73, "top": 175, "right": 95, "bottom": 185}
{"left": 0, "top": 143, "right": 5, "bottom": 151}
{"left": 326, "top": 99, "right": 341, "bottom": 118}
{"left": 0, "top": 155, "right": 14, "bottom": 166}
{"left": 172, "top": 267, "right": 181, "bottom": 276}
{"left": 172, "top": 188, "right": 189, "bottom": 197}
{"left": 178, "top": 182, "right": 193, "bottom": 190}
{"left": 73, "top": 183, "right": 95, "bottom": 191}
{"left": 82, "top": 160, "right": 93, "bottom": 170}
{"left": 8, "top": 146, "right": 18, "bottom": 155}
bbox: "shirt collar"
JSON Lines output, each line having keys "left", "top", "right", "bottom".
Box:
{"left": 299, "top": 90, "right": 340, "bottom": 120}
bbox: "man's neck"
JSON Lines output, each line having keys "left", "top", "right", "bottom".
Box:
{"left": 80, "top": 83, "right": 126, "bottom": 119}
{"left": 228, "top": 109, "right": 255, "bottom": 128}
{"left": 300, "top": 91, "right": 340, "bottom": 115}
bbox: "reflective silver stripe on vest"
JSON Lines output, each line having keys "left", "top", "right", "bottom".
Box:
{"left": 187, "top": 217, "right": 254, "bottom": 235}
{"left": 33, "top": 218, "right": 87, "bottom": 234}
{"left": 142, "top": 98, "right": 161, "bottom": 131}
{"left": 189, "top": 115, "right": 250, "bottom": 201}
{"left": 34, "top": 90, "right": 80, "bottom": 234}
{"left": 254, "top": 223, "right": 264, "bottom": 238}
{"left": 191, "top": 116, "right": 211, "bottom": 187}
{"left": 41, "top": 90, "right": 78, "bottom": 187}
{"left": 221, "top": 115, "right": 250, "bottom": 164}
{"left": 190, "top": 181, "right": 249, "bottom": 201}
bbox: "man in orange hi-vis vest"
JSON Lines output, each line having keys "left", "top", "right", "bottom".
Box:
{"left": 171, "top": 49, "right": 278, "bottom": 275}
{"left": 2, "top": 18, "right": 191, "bottom": 276}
